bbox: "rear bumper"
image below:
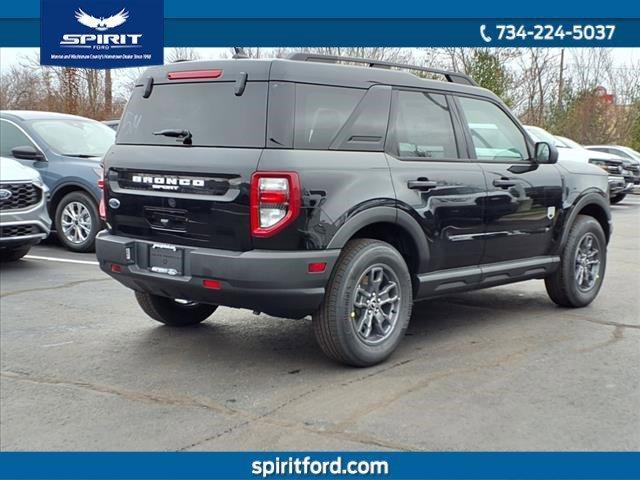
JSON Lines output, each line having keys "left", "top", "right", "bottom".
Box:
{"left": 95, "top": 232, "right": 340, "bottom": 319}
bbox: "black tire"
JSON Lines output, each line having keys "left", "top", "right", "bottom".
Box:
{"left": 313, "top": 239, "right": 413, "bottom": 367}
{"left": 54, "top": 191, "right": 100, "bottom": 253}
{"left": 610, "top": 194, "right": 626, "bottom": 204}
{"left": 135, "top": 291, "right": 218, "bottom": 326}
{"left": 0, "top": 245, "right": 31, "bottom": 262}
{"left": 545, "top": 215, "right": 607, "bottom": 308}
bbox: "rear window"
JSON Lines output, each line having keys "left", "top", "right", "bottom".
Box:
{"left": 294, "top": 84, "right": 365, "bottom": 150}
{"left": 117, "top": 82, "right": 268, "bottom": 148}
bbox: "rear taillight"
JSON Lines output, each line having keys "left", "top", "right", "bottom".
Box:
{"left": 250, "top": 172, "right": 301, "bottom": 238}
{"left": 167, "top": 69, "right": 223, "bottom": 80}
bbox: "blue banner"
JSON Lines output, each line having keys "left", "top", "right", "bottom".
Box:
{"left": 2, "top": 18, "right": 640, "bottom": 47}
{"left": 0, "top": 452, "right": 639, "bottom": 479}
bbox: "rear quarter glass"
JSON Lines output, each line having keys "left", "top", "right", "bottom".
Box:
{"left": 117, "top": 82, "right": 268, "bottom": 148}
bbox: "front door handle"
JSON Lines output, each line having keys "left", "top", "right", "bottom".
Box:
{"left": 493, "top": 178, "right": 518, "bottom": 188}
{"left": 408, "top": 179, "right": 438, "bottom": 190}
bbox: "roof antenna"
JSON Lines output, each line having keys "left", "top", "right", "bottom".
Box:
{"left": 232, "top": 47, "right": 249, "bottom": 59}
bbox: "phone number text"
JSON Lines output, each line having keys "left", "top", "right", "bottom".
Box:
{"left": 492, "top": 24, "right": 616, "bottom": 42}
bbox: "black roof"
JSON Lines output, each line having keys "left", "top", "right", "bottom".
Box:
{"left": 137, "top": 57, "right": 498, "bottom": 101}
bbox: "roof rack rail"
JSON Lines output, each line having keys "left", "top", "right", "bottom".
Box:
{"left": 287, "top": 53, "right": 477, "bottom": 87}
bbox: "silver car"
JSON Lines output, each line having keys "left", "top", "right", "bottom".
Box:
{"left": 0, "top": 156, "right": 51, "bottom": 261}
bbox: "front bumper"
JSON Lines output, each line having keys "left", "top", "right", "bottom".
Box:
{"left": 96, "top": 232, "right": 340, "bottom": 319}
{"left": 608, "top": 176, "right": 626, "bottom": 196}
{"left": 0, "top": 196, "right": 52, "bottom": 248}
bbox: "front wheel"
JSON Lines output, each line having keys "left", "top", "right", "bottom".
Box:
{"left": 610, "top": 193, "right": 626, "bottom": 204}
{"left": 545, "top": 215, "right": 607, "bottom": 308}
{"left": 135, "top": 291, "right": 218, "bottom": 326}
{"left": 313, "top": 239, "right": 413, "bottom": 367}
{"left": 55, "top": 191, "right": 100, "bottom": 253}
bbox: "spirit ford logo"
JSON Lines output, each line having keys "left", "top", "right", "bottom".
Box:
{"left": 60, "top": 34, "right": 142, "bottom": 46}
{"left": 132, "top": 175, "right": 206, "bottom": 191}
{"left": 60, "top": 8, "right": 142, "bottom": 48}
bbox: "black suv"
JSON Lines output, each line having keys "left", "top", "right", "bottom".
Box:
{"left": 96, "top": 54, "right": 612, "bottom": 366}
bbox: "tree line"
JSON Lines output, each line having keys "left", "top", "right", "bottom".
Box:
{"left": 1, "top": 47, "right": 639, "bottom": 149}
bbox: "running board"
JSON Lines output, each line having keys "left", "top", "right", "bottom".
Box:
{"left": 416, "top": 256, "right": 560, "bottom": 299}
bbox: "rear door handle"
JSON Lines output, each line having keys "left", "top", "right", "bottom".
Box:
{"left": 493, "top": 178, "right": 518, "bottom": 188}
{"left": 408, "top": 179, "right": 438, "bottom": 190}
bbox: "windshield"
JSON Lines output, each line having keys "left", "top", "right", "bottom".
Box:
{"left": 524, "top": 126, "right": 563, "bottom": 147}
{"left": 620, "top": 146, "right": 640, "bottom": 161}
{"left": 556, "top": 136, "right": 583, "bottom": 149}
{"left": 117, "top": 82, "right": 268, "bottom": 148}
{"left": 29, "top": 119, "right": 115, "bottom": 157}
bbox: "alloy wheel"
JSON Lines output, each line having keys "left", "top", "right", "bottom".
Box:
{"left": 61, "top": 201, "right": 92, "bottom": 244}
{"left": 574, "top": 232, "right": 601, "bottom": 292}
{"left": 351, "top": 264, "right": 402, "bottom": 345}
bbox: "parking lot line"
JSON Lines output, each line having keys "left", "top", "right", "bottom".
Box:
{"left": 24, "top": 255, "right": 99, "bottom": 266}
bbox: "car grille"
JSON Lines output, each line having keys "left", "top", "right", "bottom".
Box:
{"left": 606, "top": 164, "right": 623, "bottom": 175}
{"left": 0, "top": 224, "right": 40, "bottom": 238}
{"left": 0, "top": 183, "right": 42, "bottom": 211}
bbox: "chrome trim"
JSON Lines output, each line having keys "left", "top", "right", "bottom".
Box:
{"left": 0, "top": 232, "right": 47, "bottom": 242}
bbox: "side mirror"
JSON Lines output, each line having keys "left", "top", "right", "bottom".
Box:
{"left": 534, "top": 142, "right": 558, "bottom": 164}
{"left": 11, "top": 145, "right": 46, "bottom": 161}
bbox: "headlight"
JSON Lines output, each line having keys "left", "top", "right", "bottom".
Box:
{"left": 31, "top": 177, "right": 47, "bottom": 190}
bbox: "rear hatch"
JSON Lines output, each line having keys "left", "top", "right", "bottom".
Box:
{"left": 103, "top": 60, "right": 271, "bottom": 251}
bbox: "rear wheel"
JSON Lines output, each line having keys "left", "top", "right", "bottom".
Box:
{"left": 313, "top": 239, "right": 412, "bottom": 367}
{"left": 545, "top": 215, "right": 606, "bottom": 308}
{"left": 610, "top": 193, "right": 626, "bottom": 204}
{"left": 55, "top": 191, "right": 100, "bottom": 253}
{"left": 135, "top": 291, "right": 218, "bottom": 326}
{"left": 0, "top": 245, "right": 31, "bottom": 262}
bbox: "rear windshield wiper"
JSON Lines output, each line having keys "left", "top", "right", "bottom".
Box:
{"left": 153, "top": 129, "right": 192, "bottom": 145}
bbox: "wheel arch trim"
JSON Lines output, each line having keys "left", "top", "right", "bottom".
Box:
{"left": 326, "top": 206, "right": 430, "bottom": 272}
{"left": 560, "top": 191, "right": 612, "bottom": 249}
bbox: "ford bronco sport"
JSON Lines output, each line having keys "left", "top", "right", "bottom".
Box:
{"left": 96, "top": 53, "right": 612, "bottom": 366}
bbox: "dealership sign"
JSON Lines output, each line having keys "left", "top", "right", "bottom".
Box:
{"left": 40, "top": 0, "right": 163, "bottom": 68}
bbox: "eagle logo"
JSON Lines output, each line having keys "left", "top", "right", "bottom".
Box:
{"left": 74, "top": 8, "right": 129, "bottom": 31}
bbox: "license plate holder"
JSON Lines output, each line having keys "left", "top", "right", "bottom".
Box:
{"left": 149, "top": 243, "right": 183, "bottom": 276}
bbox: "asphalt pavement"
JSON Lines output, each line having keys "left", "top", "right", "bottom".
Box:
{"left": 1, "top": 197, "right": 638, "bottom": 451}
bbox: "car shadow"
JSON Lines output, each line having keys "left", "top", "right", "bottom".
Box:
{"left": 124, "top": 284, "right": 559, "bottom": 373}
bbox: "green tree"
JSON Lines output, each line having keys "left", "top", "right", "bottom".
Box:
{"left": 465, "top": 50, "right": 512, "bottom": 106}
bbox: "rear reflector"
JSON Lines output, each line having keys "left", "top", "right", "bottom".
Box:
{"left": 110, "top": 263, "right": 122, "bottom": 273}
{"left": 202, "top": 279, "right": 221, "bottom": 290}
{"left": 99, "top": 196, "right": 106, "bottom": 221}
{"left": 308, "top": 262, "right": 327, "bottom": 273}
{"left": 167, "top": 69, "right": 223, "bottom": 80}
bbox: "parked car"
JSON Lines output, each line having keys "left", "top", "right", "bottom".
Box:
{"left": 0, "top": 156, "right": 51, "bottom": 261}
{"left": 97, "top": 54, "right": 611, "bottom": 366}
{"left": 524, "top": 126, "right": 626, "bottom": 203}
{"left": 0, "top": 111, "right": 115, "bottom": 252}
{"left": 556, "top": 135, "right": 633, "bottom": 204}
{"left": 102, "top": 120, "right": 119, "bottom": 131}
{"left": 585, "top": 145, "right": 640, "bottom": 189}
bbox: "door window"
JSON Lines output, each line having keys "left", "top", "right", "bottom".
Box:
{"left": 0, "top": 120, "right": 35, "bottom": 157}
{"left": 458, "top": 97, "right": 529, "bottom": 161}
{"left": 390, "top": 91, "right": 458, "bottom": 159}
